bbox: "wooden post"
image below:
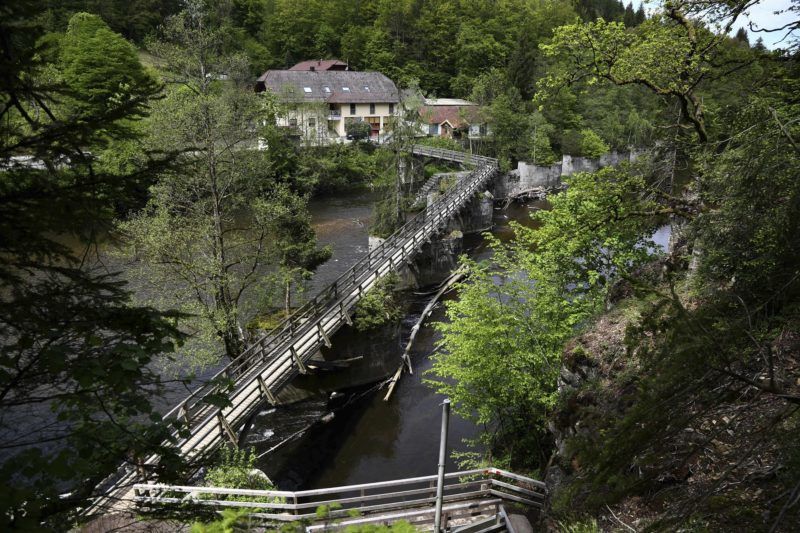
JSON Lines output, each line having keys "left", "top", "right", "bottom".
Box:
{"left": 318, "top": 323, "right": 332, "bottom": 348}
{"left": 290, "top": 346, "right": 307, "bottom": 374}
{"left": 178, "top": 401, "right": 189, "bottom": 426}
{"left": 257, "top": 375, "right": 277, "bottom": 405}
{"left": 218, "top": 413, "right": 238, "bottom": 446}
{"left": 340, "top": 302, "right": 353, "bottom": 326}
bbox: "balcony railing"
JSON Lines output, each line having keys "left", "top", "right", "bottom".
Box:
{"left": 328, "top": 112, "right": 341, "bottom": 120}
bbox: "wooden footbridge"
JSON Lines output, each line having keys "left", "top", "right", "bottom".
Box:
{"left": 91, "top": 146, "right": 499, "bottom": 513}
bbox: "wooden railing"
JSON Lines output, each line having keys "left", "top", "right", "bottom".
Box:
{"left": 159, "top": 148, "right": 497, "bottom": 443}
{"left": 91, "top": 148, "right": 499, "bottom": 510}
{"left": 133, "top": 467, "right": 544, "bottom": 525}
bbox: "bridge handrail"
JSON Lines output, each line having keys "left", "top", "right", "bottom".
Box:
{"left": 158, "top": 148, "right": 497, "bottom": 429}
{"left": 133, "top": 467, "right": 544, "bottom": 521}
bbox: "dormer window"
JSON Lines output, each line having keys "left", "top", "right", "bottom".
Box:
{"left": 323, "top": 86, "right": 331, "bottom": 93}
{"left": 342, "top": 86, "right": 350, "bottom": 92}
{"left": 303, "top": 87, "right": 312, "bottom": 93}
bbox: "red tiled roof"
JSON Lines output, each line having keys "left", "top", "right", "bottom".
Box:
{"left": 418, "top": 105, "right": 482, "bottom": 128}
{"left": 289, "top": 59, "right": 348, "bottom": 71}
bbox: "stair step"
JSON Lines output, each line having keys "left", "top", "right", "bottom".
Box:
{"left": 451, "top": 514, "right": 505, "bottom": 533}
{"left": 506, "top": 513, "right": 534, "bottom": 533}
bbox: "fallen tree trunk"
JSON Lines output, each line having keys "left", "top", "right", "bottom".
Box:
{"left": 383, "top": 267, "right": 467, "bottom": 401}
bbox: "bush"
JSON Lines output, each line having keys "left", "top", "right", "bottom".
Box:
{"left": 354, "top": 274, "right": 404, "bottom": 331}
{"left": 202, "top": 446, "right": 281, "bottom": 504}
{"left": 578, "top": 128, "right": 609, "bottom": 158}
{"left": 346, "top": 120, "right": 371, "bottom": 141}
{"left": 417, "top": 135, "right": 464, "bottom": 151}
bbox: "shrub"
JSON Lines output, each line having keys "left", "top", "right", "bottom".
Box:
{"left": 202, "top": 446, "right": 282, "bottom": 504}
{"left": 354, "top": 274, "right": 404, "bottom": 331}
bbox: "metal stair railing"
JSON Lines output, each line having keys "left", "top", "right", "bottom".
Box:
{"left": 133, "top": 467, "right": 544, "bottom": 523}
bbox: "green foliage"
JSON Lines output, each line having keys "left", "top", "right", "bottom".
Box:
{"left": 577, "top": 129, "right": 610, "bottom": 158}
{"left": 346, "top": 120, "right": 372, "bottom": 142}
{"left": 313, "top": 503, "right": 415, "bottom": 532}
{"left": 343, "top": 521, "right": 417, "bottom": 532}
{"left": 557, "top": 518, "right": 599, "bottom": 533}
{"left": 0, "top": 2, "right": 188, "bottom": 528}
{"left": 60, "top": 12, "right": 160, "bottom": 120}
{"left": 369, "top": 87, "right": 424, "bottom": 238}
{"left": 417, "top": 135, "right": 463, "bottom": 152}
{"left": 428, "top": 166, "right": 660, "bottom": 465}
{"left": 117, "top": 5, "right": 328, "bottom": 366}
{"left": 190, "top": 508, "right": 257, "bottom": 533}
{"left": 530, "top": 112, "right": 558, "bottom": 165}
{"left": 202, "top": 446, "right": 282, "bottom": 503}
{"left": 528, "top": 4, "right": 800, "bottom": 529}
{"left": 299, "top": 144, "right": 382, "bottom": 194}
{"left": 40, "top": 0, "right": 182, "bottom": 42}
{"left": 354, "top": 274, "right": 404, "bottom": 331}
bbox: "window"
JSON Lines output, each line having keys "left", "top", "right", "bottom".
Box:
{"left": 369, "top": 103, "right": 375, "bottom": 114}
{"left": 323, "top": 86, "right": 331, "bottom": 93}
{"left": 363, "top": 86, "right": 370, "bottom": 92}
{"left": 342, "top": 86, "right": 350, "bottom": 92}
{"left": 308, "top": 118, "right": 316, "bottom": 128}
{"left": 289, "top": 118, "right": 298, "bottom": 127}
{"left": 428, "top": 123, "right": 438, "bottom": 135}
{"left": 303, "top": 87, "right": 312, "bottom": 93}
{"left": 350, "top": 103, "right": 356, "bottom": 115}
{"left": 389, "top": 103, "right": 394, "bottom": 114}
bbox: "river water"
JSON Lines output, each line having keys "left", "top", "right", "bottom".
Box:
{"left": 242, "top": 196, "right": 544, "bottom": 490}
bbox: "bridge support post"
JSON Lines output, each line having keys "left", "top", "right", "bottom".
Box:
{"left": 290, "top": 346, "right": 307, "bottom": 374}
{"left": 340, "top": 302, "right": 353, "bottom": 326}
{"left": 318, "top": 324, "right": 332, "bottom": 348}
{"left": 257, "top": 375, "right": 278, "bottom": 405}
{"left": 217, "top": 413, "right": 238, "bottom": 447}
{"left": 178, "top": 401, "right": 190, "bottom": 426}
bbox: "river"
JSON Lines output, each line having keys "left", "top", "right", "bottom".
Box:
{"left": 242, "top": 197, "right": 545, "bottom": 490}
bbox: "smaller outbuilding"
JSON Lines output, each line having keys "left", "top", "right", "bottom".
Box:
{"left": 418, "top": 98, "right": 489, "bottom": 140}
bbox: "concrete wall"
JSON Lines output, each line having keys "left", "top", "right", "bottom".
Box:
{"left": 495, "top": 151, "right": 634, "bottom": 199}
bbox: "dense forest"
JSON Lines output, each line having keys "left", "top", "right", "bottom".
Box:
{"left": 1, "top": 0, "right": 799, "bottom": 531}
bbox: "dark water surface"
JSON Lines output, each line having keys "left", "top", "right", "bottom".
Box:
{"left": 244, "top": 199, "right": 548, "bottom": 490}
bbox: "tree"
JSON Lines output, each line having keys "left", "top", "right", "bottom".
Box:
{"left": 346, "top": 119, "right": 371, "bottom": 141}
{"left": 118, "top": 4, "right": 327, "bottom": 365}
{"left": 537, "top": 4, "right": 757, "bottom": 144}
{"left": 0, "top": 5, "right": 187, "bottom": 528}
{"left": 369, "top": 83, "right": 423, "bottom": 238}
{"left": 530, "top": 112, "right": 558, "bottom": 165}
{"left": 268, "top": 187, "right": 332, "bottom": 314}
{"left": 429, "top": 166, "right": 660, "bottom": 467}
{"left": 579, "top": 128, "right": 610, "bottom": 157}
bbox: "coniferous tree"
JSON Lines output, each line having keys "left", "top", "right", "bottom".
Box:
{"left": 0, "top": 5, "right": 187, "bottom": 528}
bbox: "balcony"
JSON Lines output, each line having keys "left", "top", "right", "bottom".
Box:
{"left": 328, "top": 111, "right": 342, "bottom": 120}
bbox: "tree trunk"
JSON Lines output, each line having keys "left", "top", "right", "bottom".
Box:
{"left": 284, "top": 278, "right": 292, "bottom": 316}
{"left": 207, "top": 133, "right": 243, "bottom": 360}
